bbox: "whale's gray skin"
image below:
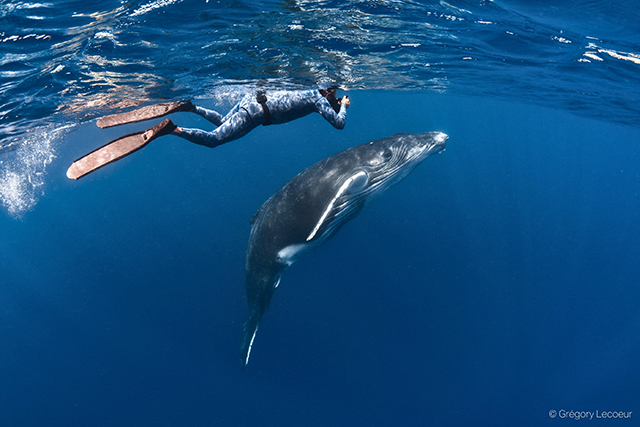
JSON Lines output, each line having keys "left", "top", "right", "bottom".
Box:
{"left": 240, "top": 131, "right": 448, "bottom": 367}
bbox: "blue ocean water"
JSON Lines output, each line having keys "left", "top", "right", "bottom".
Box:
{"left": 1, "top": 1, "right": 640, "bottom": 426}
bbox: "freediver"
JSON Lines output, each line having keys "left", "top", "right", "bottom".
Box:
{"left": 67, "top": 87, "right": 350, "bottom": 179}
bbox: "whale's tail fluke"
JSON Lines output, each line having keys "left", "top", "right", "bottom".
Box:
{"left": 239, "top": 313, "right": 260, "bottom": 369}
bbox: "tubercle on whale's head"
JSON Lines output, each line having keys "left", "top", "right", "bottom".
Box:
{"left": 433, "top": 131, "right": 448, "bottom": 148}
{"left": 412, "top": 131, "right": 448, "bottom": 156}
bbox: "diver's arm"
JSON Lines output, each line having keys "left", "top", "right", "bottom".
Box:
{"left": 316, "top": 96, "right": 349, "bottom": 129}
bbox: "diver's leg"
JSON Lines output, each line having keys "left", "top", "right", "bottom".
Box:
{"left": 97, "top": 101, "right": 227, "bottom": 128}
{"left": 218, "top": 94, "right": 254, "bottom": 123}
{"left": 173, "top": 109, "right": 257, "bottom": 148}
{"left": 188, "top": 94, "right": 253, "bottom": 128}
{"left": 192, "top": 105, "right": 224, "bottom": 127}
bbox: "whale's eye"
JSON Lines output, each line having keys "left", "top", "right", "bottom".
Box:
{"left": 381, "top": 148, "right": 393, "bottom": 161}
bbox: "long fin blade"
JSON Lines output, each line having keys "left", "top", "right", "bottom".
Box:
{"left": 67, "top": 119, "right": 176, "bottom": 180}
{"left": 96, "top": 101, "right": 193, "bottom": 128}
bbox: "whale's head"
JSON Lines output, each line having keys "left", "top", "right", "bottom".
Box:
{"left": 358, "top": 131, "right": 447, "bottom": 194}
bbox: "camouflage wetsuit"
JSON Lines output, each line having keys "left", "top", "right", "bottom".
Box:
{"left": 174, "top": 89, "right": 347, "bottom": 147}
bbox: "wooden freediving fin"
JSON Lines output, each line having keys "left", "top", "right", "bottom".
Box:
{"left": 96, "top": 101, "right": 193, "bottom": 129}
{"left": 67, "top": 118, "right": 176, "bottom": 180}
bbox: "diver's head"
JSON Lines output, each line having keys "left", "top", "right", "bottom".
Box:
{"left": 320, "top": 86, "right": 341, "bottom": 113}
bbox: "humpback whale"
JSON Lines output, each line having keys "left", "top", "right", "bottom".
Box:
{"left": 240, "top": 131, "right": 448, "bottom": 367}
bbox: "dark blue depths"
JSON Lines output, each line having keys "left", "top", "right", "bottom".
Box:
{"left": 1, "top": 91, "right": 639, "bottom": 426}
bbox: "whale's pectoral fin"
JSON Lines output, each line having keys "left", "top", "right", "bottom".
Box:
{"left": 239, "top": 314, "right": 260, "bottom": 369}
{"left": 307, "top": 170, "right": 370, "bottom": 242}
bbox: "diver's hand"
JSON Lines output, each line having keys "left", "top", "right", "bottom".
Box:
{"left": 341, "top": 95, "right": 351, "bottom": 109}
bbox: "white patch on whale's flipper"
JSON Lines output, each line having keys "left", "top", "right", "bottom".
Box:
{"left": 245, "top": 326, "right": 258, "bottom": 364}
{"left": 306, "top": 171, "right": 369, "bottom": 242}
{"left": 240, "top": 316, "right": 260, "bottom": 369}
